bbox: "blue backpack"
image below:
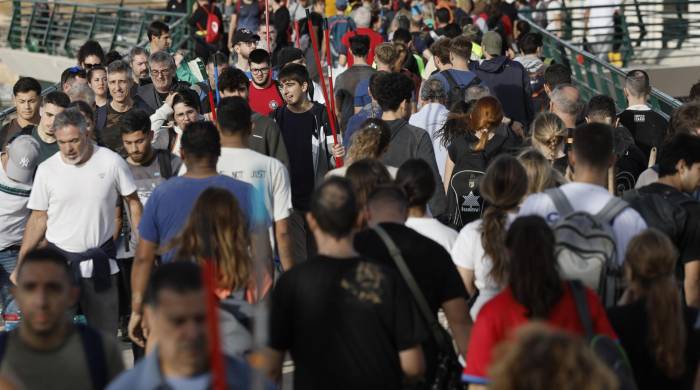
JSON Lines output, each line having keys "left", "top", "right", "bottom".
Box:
{"left": 328, "top": 16, "right": 355, "bottom": 63}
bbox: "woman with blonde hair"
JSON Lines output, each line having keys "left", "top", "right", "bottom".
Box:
{"left": 607, "top": 229, "right": 700, "bottom": 389}
{"left": 327, "top": 118, "right": 397, "bottom": 178}
{"left": 517, "top": 147, "right": 566, "bottom": 195}
{"left": 530, "top": 111, "right": 568, "bottom": 174}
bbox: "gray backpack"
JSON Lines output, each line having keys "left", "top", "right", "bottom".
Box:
{"left": 546, "top": 188, "right": 629, "bottom": 307}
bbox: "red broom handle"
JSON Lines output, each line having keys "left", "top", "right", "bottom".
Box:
{"left": 322, "top": 18, "right": 337, "bottom": 117}
{"left": 208, "top": 91, "right": 217, "bottom": 121}
{"left": 202, "top": 260, "right": 226, "bottom": 390}
{"left": 306, "top": 10, "right": 342, "bottom": 167}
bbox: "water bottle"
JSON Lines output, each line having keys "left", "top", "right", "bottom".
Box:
{"left": 2, "top": 312, "right": 21, "bottom": 331}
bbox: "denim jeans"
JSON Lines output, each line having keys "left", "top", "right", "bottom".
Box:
{"left": 0, "top": 248, "right": 19, "bottom": 315}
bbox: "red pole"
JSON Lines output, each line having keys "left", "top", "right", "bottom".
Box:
{"left": 265, "top": 0, "right": 271, "bottom": 52}
{"left": 322, "top": 18, "right": 337, "bottom": 119}
{"left": 306, "top": 11, "right": 343, "bottom": 167}
{"left": 208, "top": 91, "right": 217, "bottom": 121}
{"left": 202, "top": 260, "right": 227, "bottom": 390}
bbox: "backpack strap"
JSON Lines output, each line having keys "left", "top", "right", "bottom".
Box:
{"left": 545, "top": 187, "right": 575, "bottom": 217}
{"left": 76, "top": 324, "right": 108, "bottom": 390}
{"left": 441, "top": 69, "right": 459, "bottom": 91}
{"left": 156, "top": 149, "right": 174, "bottom": 179}
{"left": 466, "top": 75, "right": 481, "bottom": 88}
{"left": 570, "top": 280, "right": 594, "bottom": 340}
{"left": 595, "top": 197, "right": 628, "bottom": 224}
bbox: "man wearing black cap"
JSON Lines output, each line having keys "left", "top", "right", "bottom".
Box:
{"left": 0, "top": 135, "right": 41, "bottom": 318}
{"left": 231, "top": 28, "right": 260, "bottom": 75}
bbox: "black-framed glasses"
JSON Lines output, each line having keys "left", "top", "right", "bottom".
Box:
{"left": 83, "top": 63, "right": 101, "bottom": 70}
{"left": 251, "top": 67, "right": 270, "bottom": 75}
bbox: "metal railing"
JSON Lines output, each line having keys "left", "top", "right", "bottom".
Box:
{"left": 522, "top": 13, "right": 683, "bottom": 119}
{"left": 522, "top": 0, "right": 700, "bottom": 65}
{"left": 6, "top": 0, "right": 188, "bottom": 57}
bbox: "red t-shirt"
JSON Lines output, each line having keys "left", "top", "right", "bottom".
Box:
{"left": 249, "top": 81, "right": 284, "bottom": 116}
{"left": 341, "top": 28, "right": 385, "bottom": 67}
{"left": 462, "top": 284, "right": 617, "bottom": 385}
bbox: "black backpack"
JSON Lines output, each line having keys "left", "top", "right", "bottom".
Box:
{"left": 0, "top": 324, "right": 109, "bottom": 390}
{"left": 441, "top": 70, "right": 481, "bottom": 109}
{"left": 570, "top": 281, "right": 638, "bottom": 390}
{"left": 155, "top": 148, "right": 174, "bottom": 179}
{"left": 446, "top": 142, "right": 492, "bottom": 230}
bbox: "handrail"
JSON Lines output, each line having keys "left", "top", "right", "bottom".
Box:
{"left": 521, "top": 13, "right": 682, "bottom": 119}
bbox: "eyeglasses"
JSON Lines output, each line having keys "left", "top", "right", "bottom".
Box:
{"left": 151, "top": 69, "right": 171, "bottom": 77}
{"left": 251, "top": 67, "right": 270, "bottom": 75}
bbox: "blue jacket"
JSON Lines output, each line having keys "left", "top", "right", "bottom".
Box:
{"left": 474, "top": 56, "right": 534, "bottom": 126}
{"left": 106, "top": 348, "right": 274, "bottom": 390}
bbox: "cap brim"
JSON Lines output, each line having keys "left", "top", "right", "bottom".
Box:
{"left": 6, "top": 157, "right": 34, "bottom": 185}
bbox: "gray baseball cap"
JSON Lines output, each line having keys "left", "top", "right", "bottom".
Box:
{"left": 6, "top": 135, "right": 41, "bottom": 185}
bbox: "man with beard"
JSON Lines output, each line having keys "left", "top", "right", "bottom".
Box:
{"left": 0, "top": 248, "right": 124, "bottom": 389}
{"left": 128, "top": 47, "right": 151, "bottom": 97}
{"left": 15, "top": 108, "right": 143, "bottom": 336}
{"left": 248, "top": 49, "right": 284, "bottom": 116}
{"left": 115, "top": 109, "right": 181, "bottom": 345}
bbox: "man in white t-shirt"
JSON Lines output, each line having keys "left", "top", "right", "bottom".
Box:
{"left": 0, "top": 135, "right": 41, "bottom": 315}
{"left": 409, "top": 79, "right": 449, "bottom": 181}
{"left": 584, "top": 0, "right": 621, "bottom": 57}
{"left": 519, "top": 122, "right": 647, "bottom": 264}
{"left": 14, "top": 108, "right": 143, "bottom": 335}
{"left": 215, "top": 97, "right": 294, "bottom": 270}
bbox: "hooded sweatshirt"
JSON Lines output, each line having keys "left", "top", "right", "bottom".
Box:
{"left": 474, "top": 56, "right": 534, "bottom": 126}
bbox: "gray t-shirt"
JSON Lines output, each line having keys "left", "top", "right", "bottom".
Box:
{"left": 116, "top": 150, "right": 182, "bottom": 259}
{"left": 0, "top": 327, "right": 124, "bottom": 390}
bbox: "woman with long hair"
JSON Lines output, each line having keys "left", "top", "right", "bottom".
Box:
{"left": 517, "top": 147, "right": 566, "bottom": 195}
{"left": 168, "top": 187, "right": 264, "bottom": 303}
{"left": 442, "top": 96, "right": 520, "bottom": 195}
{"left": 607, "top": 229, "right": 700, "bottom": 389}
{"left": 450, "top": 155, "right": 528, "bottom": 319}
{"left": 463, "top": 216, "right": 617, "bottom": 385}
{"left": 530, "top": 112, "right": 568, "bottom": 173}
{"left": 345, "top": 158, "right": 392, "bottom": 228}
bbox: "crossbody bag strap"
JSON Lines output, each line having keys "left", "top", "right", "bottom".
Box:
{"left": 371, "top": 225, "right": 451, "bottom": 350}
{"left": 569, "top": 280, "right": 594, "bottom": 340}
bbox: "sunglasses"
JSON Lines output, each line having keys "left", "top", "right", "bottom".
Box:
{"left": 83, "top": 63, "right": 101, "bottom": 69}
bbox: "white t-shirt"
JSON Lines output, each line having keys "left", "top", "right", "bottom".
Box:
{"left": 409, "top": 103, "right": 449, "bottom": 180}
{"left": 545, "top": 0, "right": 562, "bottom": 31}
{"left": 587, "top": 0, "right": 620, "bottom": 31}
{"left": 450, "top": 212, "right": 517, "bottom": 320}
{"left": 405, "top": 217, "right": 457, "bottom": 253}
{"left": 0, "top": 154, "right": 33, "bottom": 250}
{"left": 216, "top": 147, "right": 292, "bottom": 223}
{"left": 28, "top": 146, "right": 138, "bottom": 277}
{"left": 518, "top": 182, "right": 647, "bottom": 265}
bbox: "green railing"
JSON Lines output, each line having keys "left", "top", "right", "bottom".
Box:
{"left": 6, "top": 0, "right": 189, "bottom": 57}
{"left": 522, "top": 13, "right": 682, "bottom": 119}
{"left": 522, "top": 0, "right": 700, "bottom": 66}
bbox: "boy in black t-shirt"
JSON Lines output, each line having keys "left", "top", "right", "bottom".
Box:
{"left": 618, "top": 69, "right": 668, "bottom": 160}
{"left": 625, "top": 134, "right": 700, "bottom": 308}
{"left": 266, "top": 178, "right": 426, "bottom": 389}
{"left": 270, "top": 64, "right": 344, "bottom": 264}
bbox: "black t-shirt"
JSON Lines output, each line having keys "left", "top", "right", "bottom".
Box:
{"left": 637, "top": 183, "right": 700, "bottom": 269}
{"left": 99, "top": 104, "right": 133, "bottom": 156}
{"left": 354, "top": 223, "right": 468, "bottom": 381}
{"left": 607, "top": 299, "right": 700, "bottom": 390}
{"left": 278, "top": 107, "right": 316, "bottom": 211}
{"left": 618, "top": 108, "right": 668, "bottom": 159}
{"left": 269, "top": 255, "right": 426, "bottom": 390}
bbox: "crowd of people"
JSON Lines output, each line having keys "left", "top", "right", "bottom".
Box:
{"left": 0, "top": 0, "right": 699, "bottom": 388}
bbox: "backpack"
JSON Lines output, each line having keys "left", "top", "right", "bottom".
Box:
{"left": 441, "top": 70, "right": 481, "bottom": 109}
{"left": 0, "top": 324, "right": 108, "bottom": 390}
{"left": 201, "top": 3, "right": 222, "bottom": 44}
{"left": 328, "top": 16, "right": 355, "bottom": 61}
{"left": 445, "top": 141, "right": 492, "bottom": 229}
{"left": 155, "top": 148, "right": 174, "bottom": 179}
{"left": 570, "top": 281, "right": 639, "bottom": 390}
{"left": 545, "top": 188, "right": 629, "bottom": 307}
